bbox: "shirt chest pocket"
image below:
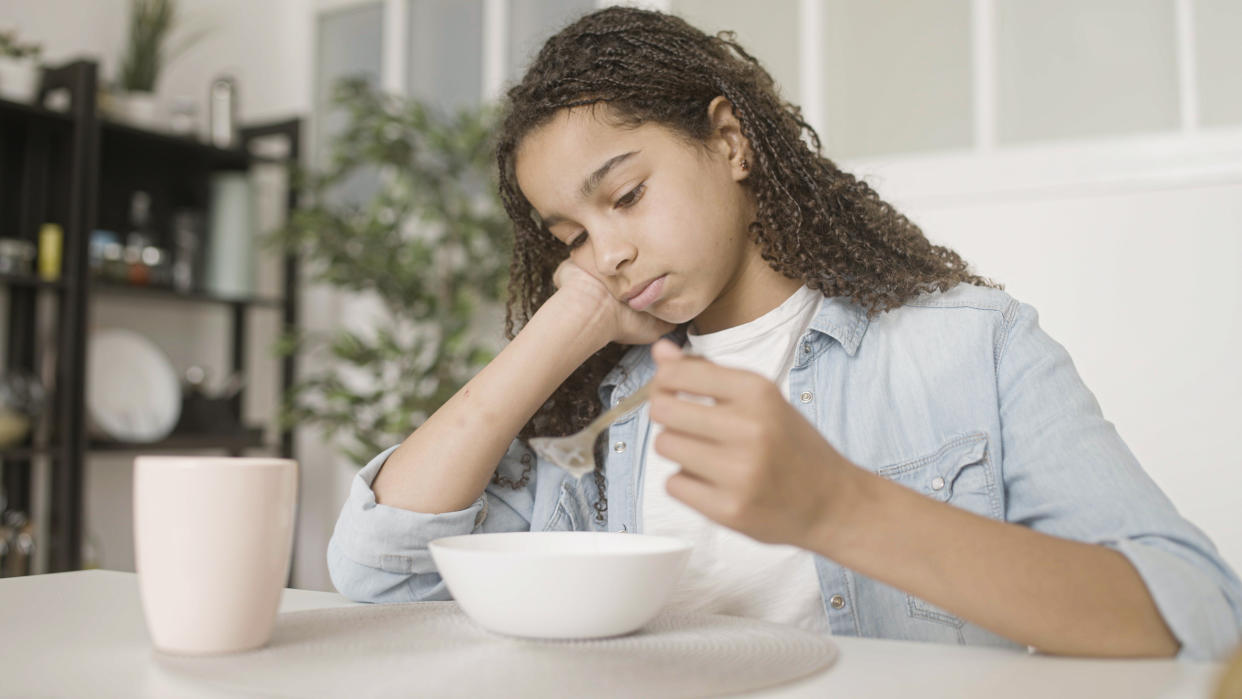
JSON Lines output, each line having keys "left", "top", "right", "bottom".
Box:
{"left": 874, "top": 432, "right": 1001, "bottom": 521}
{"left": 874, "top": 432, "right": 1004, "bottom": 640}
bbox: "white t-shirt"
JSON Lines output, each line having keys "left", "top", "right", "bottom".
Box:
{"left": 640, "top": 284, "right": 830, "bottom": 634}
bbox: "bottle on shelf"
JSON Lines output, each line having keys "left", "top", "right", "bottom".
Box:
{"left": 171, "top": 209, "right": 204, "bottom": 293}
{"left": 125, "top": 191, "right": 154, "bottom": 286}
{"left": 208, "top": 76, "right": 238, "bottom": 149}
{"left": 38, "top": 223, "right": 63, "bottom": 281}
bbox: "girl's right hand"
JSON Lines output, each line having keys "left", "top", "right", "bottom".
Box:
{"left": 552, "top": 258, "right": 676, "bottom": 345}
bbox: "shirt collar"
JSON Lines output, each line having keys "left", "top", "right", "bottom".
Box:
{"left": 600, "top": 339, "right": 660, "bottom": 395}
{"left": 598, "top": 294, "right": 869, "bottom": 395}
{"left": 805, "top": 294, "right": 870, "bottom": 357}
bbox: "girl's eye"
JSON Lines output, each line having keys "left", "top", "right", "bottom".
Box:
{"left": 565, "top": 183, "right": 645, "bottom": 249}
{"left": 615, "top": 182, "right": 646, "bottom": 209}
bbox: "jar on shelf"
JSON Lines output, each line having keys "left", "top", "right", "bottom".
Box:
{"left": 89, "top": 230, "right": 120, "bottom": 277}
{"left": 0, "top": 238, "right": 36, "bottom": 276}
{"left": 0, "top": 369, "right": 45, "bottom": 448}
{"left": 169, "top": 96, "right": 198, "bottom": 136}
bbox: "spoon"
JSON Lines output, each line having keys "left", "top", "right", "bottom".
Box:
{"left": 529, "top": 381, "right": 654, "bottom": 479}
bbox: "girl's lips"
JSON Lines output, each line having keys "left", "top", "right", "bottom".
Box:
{"left": 627, "top": 275, "right": 666, "bottom": 311}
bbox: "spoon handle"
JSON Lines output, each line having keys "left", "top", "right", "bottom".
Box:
{"left": 584, "top": 381, "right": 653, "bottom": 437}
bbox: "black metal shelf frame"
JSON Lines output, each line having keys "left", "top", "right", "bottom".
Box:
{"left": 89, "top": 279, "right": 286, "bottom": 308}
{"left": 0, "top": 96, "right": 74, "bottom": 127}
{"left": 0, "top": 60, "right": 302, "bottom": 573}
{"left": 88, "top": 426, "right": 270, "bottom": 453}
{"left": 0, "top": 274, "right": 66, "bottom": 290}
{"left": 1, "top": 427, "right": 270, "bottom": 459}
{"left": 98, "top": 117, "right": 251, "bottom": 170}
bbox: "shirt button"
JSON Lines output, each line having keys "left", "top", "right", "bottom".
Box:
{"left": 830, "top": 595, "right": 846, "bottom": 610}
{"left": 613, "top": 442, "right": 626, "bottom": 453}
{"left": 802, "top": 343, "right": 812, "bottom": 354}
{"left": 799, "top": 391, "right": 813, "bottom": 403}
{"left": 931, "top": 476, "right": 945, "bottom": 491}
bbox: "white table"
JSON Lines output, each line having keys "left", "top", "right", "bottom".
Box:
{"left": 0, "top": 570, "right": 1227, "bottom": 698}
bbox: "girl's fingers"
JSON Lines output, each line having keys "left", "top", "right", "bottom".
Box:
{"left": 649, "top": 391, "right": 729, "bottom": 443}
{"left": 663, "top": 469, "right": 719, "bottom": 515}
{"left": 552, "top": 258, "right": 573, "bottom": 289}
{"left": 651, "top": 337, "right": 683, "bottom": 362}
{"left": 651, "top": 353, "right": 766, "bottom": 404}
{"left": 652, "top": 428, "right": 731, "bottom": 482}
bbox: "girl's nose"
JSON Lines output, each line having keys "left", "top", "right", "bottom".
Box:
{"left": 592, "top": 229, "right": 637, "bottom": 275}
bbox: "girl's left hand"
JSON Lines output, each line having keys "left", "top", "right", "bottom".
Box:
{"left": 648, "top": 338, "right": 862, "bottom": 550}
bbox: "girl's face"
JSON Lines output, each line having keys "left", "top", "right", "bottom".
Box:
{"left": 514, "top": 100, "right": 800, "bottom": 333}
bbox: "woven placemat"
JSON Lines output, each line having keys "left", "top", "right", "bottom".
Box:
{"left": 153, "top": 601, "right": 838, "bottom": 698}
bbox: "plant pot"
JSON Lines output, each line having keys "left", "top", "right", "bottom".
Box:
{"left": 0, "top": 57, "right": 40, "bottom": 103}
{"left": 105, "top": 90, "right": 160, "bottom": 128}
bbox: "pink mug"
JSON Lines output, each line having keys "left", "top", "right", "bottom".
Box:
{"left": 133, "top": 456, "right": 298, "bottom": 655}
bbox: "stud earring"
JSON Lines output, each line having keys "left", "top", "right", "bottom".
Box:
{"left": 740, "top": 158, "right": 749, "bottom": 171}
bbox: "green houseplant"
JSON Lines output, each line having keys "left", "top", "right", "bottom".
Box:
{"left": 109, "top": 0, "right": 207, "bottom": 125}
{"left": 271, "top": 78, "right": 511, "bottom": 465}
{"left": 0, "top": 29, "right": 41, "bottom": 59}
{"left": 0, "top": 28, "right": 43, "bottom": 102}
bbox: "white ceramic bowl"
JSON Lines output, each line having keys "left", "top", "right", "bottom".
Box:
{"left": 428, "top": 531, "right": 692, "bottom": 639}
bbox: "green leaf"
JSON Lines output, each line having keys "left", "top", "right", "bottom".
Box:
{"left": 274, "top": 78, "right": 511, "bottom": 465}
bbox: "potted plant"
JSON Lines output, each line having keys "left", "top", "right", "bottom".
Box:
{"left": 107, "top": 0, "right": 205, "bottom": 127}
{"left": 0, "top": 28, "right": 43, "bottom": 103}
{"left": 269, "top": 78, "right": 511, "bottom": 468}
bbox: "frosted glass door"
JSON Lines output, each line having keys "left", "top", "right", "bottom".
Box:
{"left": 671, "top": 0, "right": 802, "bottom": 103}
{"left": 407, "top": 0, "right": 485, "bottom": 111}
{"left": 507, "top": 0, "right": 598, "bottom": 86}
{"left": 1194, "top": 0, "right": 1242, "bottom": 127}
{"left": 315, "top": 2, "right": 384, "bottom": 205}
{"left": 995, "top": 0, "right": 1179, "bottom": 143}
{"left": 818, "top": 0, "right": 973, "bottom": 158}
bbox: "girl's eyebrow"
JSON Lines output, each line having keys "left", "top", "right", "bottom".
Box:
{"left": 580, "top": 150, "right": 639, "bottom": 198}
{"left": 540, "top": 150, "right": 640, "bottom": 228}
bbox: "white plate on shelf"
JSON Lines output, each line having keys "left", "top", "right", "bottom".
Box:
{"left": 86, "top": 328, "right": 181, "bottom": 443}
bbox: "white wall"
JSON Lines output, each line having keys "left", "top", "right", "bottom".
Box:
{"left": 9, "top": 0, "right": 311, "bottom": 123}
{"left": 848, "top": 138, "right": 1242, "bottom": 575}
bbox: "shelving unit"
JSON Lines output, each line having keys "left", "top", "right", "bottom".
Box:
{"left": 90, "top": 279, "right": 286, "bottom": 307}
{"left": 0, "top": 59, "right": 302, "bottom": 574}
{"left": 88, "top": 427, "right": 269, "bottom": 453}
{"left": 0, "top": 274, "right": 65, "bottom": 290}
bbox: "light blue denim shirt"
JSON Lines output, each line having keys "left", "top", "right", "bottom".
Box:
{"left": 327, "top": 283, "right": 1242, "bottom": 660}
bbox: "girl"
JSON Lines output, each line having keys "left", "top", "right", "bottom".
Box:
{"left": 327, "top": 6, "right": 1242, "bottom": 660}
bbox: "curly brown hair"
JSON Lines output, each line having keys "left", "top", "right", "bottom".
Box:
{"left": 491, "top": 6, "right": 1000, "bottom": 515}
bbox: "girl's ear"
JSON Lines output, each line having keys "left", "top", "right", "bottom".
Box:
{"left": 706, "top": 95, "right": 754, "bottom": 181}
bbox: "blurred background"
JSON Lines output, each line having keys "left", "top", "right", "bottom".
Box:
{"left": 0, "top": 0, "right": 1238, "bottom": 593}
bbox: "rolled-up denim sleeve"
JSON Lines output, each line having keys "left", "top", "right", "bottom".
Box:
{"left": 327, "top": 440, "right": 538, "bottom": 604}
{"left": 996, "top": 300, "right": 1242, "bottom": 660}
